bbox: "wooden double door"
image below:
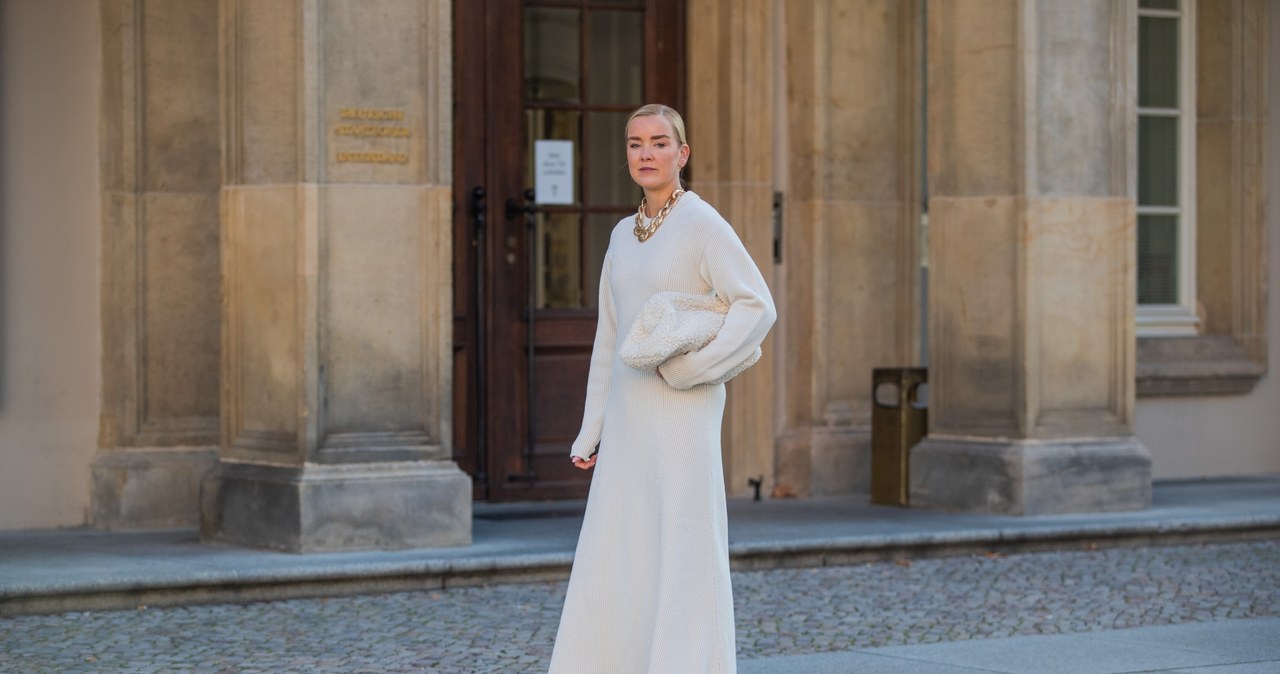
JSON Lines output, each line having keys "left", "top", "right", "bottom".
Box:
{"left": 453, "top": 0, "right": 685, "bottom": 501}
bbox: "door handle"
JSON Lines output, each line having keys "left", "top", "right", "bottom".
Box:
{"left": 505, "top": 187, "right": 536, "bottom": 222}
{"left": 504, "top": 189, "right": 536, "bottom": 259}
{"left": 471, "top": 186, "right": 487, "bottom": 252}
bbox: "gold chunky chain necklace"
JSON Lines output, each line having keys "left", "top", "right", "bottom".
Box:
{"left": 633, "top": 189, "right": 686, "bottom": 242}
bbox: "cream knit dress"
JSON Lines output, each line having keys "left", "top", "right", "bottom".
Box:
{"left": 549, "top": 191, "right": 776, "bottom": 674}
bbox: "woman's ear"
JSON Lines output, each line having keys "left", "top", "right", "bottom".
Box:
{"left": 679, "top": 144, "right": 690, "bottom": 168}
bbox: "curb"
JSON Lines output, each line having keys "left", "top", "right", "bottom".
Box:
{"left": 4, "top": 515, "right": 1278, "bottom": 617}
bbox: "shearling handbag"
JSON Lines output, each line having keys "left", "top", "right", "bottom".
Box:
{"left": 619, "top": 291, "right": 762, "bottom": 386}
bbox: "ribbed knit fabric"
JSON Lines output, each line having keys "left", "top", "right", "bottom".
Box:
{"left": 549, "top": 192, "right": 776, "bottom": 674}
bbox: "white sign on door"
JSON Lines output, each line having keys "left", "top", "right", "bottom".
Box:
{"left": 534, "top": 140, "right": 574, "bottom": 205}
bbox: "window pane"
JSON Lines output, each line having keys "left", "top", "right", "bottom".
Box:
{"left": 1138, "top": 16, "right": 1178, "bottom": 108}
{"left": 525, "top": 109, "right": 581, "bottom": 202}
{"left": 587, "top": 10, "right": 643, "bottom": 105}
{"left": 1138, "top": 115, "right": 1178, "bottom": 206}
{"left": 1138, "top": 215, "right": 1179, "bottom": 305}
{"left": 1139, "top": 0, "right": 1178, "bottom": 10}
{"left": 587, "top": 111, "right": 635, "bottom": 207}
{"left": 525, "top": 7, "right": 580, "bottom": 102}
{"left": 537, "top": 212, "right": 582, "bottom": 309}
{"left": 585, "top": 213, "right": 627, "bottom": 308}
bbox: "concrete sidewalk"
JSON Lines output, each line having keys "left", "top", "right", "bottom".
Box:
{"left": 2, "top": 477, "right": 1278, "bottom": 616}
{"left": 740, "top": 617, "right": 1280, "bottom": 673}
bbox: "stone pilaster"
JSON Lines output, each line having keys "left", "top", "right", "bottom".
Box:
{"left": 200, "top": 0, "right": 468, "bottom": 551}
{"left": 93, "top": 0, "right": 222, "bottom": 529}
{"left": 911, "top": 0, "right": 1151, "bottom": 514}
{"left": 686, "top": 0, "right": 779, "bottom": 498}
{"left": 773, "top": 0, "right": 923, "bottom": 498}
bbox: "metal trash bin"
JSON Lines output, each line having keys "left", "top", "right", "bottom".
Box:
{"left": 871, "top": 368, "right": 928, "bottom": 506}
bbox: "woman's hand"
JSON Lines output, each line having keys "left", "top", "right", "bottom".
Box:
{"left": 571, "top": 455, "right": 598, "bottom": 470}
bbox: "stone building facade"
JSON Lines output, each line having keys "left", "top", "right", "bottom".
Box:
{"left": 1, "top": 0, "right": 1276, "bottom": 549}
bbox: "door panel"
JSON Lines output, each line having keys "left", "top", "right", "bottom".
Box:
{"left": 454, "top": 0, "right": 684, "bottom": 501}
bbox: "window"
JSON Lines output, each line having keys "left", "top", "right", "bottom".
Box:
{"left": 1136, "top": 0, "right": 1197, "bottom": 336}
{"left": 1134, "top": 0, "right": 1269, "bottom": 396}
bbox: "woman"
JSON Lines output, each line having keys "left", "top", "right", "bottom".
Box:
{"left": 548, "top": 104, "right": 776, "bottom": 673}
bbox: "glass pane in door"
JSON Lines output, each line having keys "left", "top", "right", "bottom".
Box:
{"left": 525, "top": 109, "right": 582, "bottom": 201}
{"left": 587, "top": 111, "right": 634, "bottom": 207}
{"left": 537, "top": 212, "right": 583, "bottom": 309}
{"left": 586, "top": 212, "right": 625, "bottom": 308}
{"left": 525, "top": 7, "right": 580, "bottom": 102}
{"left": 587, "top": 11, "right": 643, "bottom": 105}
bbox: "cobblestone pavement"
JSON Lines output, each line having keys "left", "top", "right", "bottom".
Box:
{"left": 2, "top": 540, "right": 1277, "bottom": 673}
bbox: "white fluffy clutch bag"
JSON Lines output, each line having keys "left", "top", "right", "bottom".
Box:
{"left": 619, "top": 291, "right": 762, "bottom": 385}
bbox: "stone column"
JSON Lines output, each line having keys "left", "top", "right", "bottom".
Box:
{"left": 911, "top": 0, "right": 1151, "bottom": 514}
{"left": 686, "top": 0, "right": 779, "bottom": 498}
{"left": 200, "top": 0, "right": 468, "bottom": 551}
{"left": 93, "top": 0, "right": 222, "bottom": 529}
{"left": 774, "top": 0, "right": 923, "bottom": 498}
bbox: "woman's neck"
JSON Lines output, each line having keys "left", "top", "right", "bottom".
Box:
{"left": 642, "top": 184, "right": 680, "bottom": 217}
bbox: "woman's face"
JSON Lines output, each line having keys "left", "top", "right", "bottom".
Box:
{"left": 626, "top": 114, "right": 689, "bottom": 197}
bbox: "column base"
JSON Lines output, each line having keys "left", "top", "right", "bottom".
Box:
{"left": 91, "top": 446, "right": 218, "bottom": 529}
{"left": 774, "top": 427, "right": 870, "bottom": 498}
{"left": 200, "top": 460, "right": 472, "bottom": 552}
{"left": 909, "top": 437, "right": 1151, "bottom": 515}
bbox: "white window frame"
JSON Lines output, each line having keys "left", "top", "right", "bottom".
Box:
{"left": 1136, "top": 0, "right": 1198, "bottom": 337}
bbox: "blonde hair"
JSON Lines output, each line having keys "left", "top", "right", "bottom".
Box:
{"left": 626, "top": 104, "right": 687, "bottom": 146}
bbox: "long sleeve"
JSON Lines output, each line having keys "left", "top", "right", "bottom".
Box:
{"left": 657, "top": 220, "right": 776, "bottom": 390}
{"left": 569, "top": 253, "right": 617, "bottom": 460}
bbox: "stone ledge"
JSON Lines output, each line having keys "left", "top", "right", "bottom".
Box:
{"left": 6, "top": 478, "right": 1278, "bottom": 616}
{"left": 0, "top": 548, "right": 575, "bottom": 599}
{"left": 91, "top": 446, "right": 219, "bottom": 529}
{"left": 200, "top": 460, "right": 472, "bottom": 553}
{"left": 909, "top": 438, "right": 1152, "bottom": 515}
{"left": 1137, "top": 335, "right": 1266, "bottom": 397}
{"left": 774, "top": 426, "right": 870, "bottom": 498}
{"left": 7, "top": 514, "right": 1278, "bottom": 617}
{"left": 726, "top": 516, "right": 1280, "bottom": 569}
